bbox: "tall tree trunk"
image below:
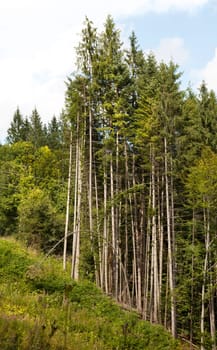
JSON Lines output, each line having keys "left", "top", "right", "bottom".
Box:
{"left": 115, "top": 131, "right": 120, "bottom": 300}
{"left": 164, "top": 136, "right": 176, "bottom": 338}
{"left": 190, "top": 209, "right": 195, "bottom": 349}
{"left": 110, "top": 153, "right": 117, "bottom": 298}
{"left": 123, "top": 141, "right": 131, "bottom": 305}
{"left": 132, "top": 153, "right": 142, "bottom": 312}
{"left": 201, "top": 207, "right": 209, "bottom": 350}
{"left": 143, "top": 184, "right": 151, "bottom": 321}
{"left": 158, "top": 171, "right": 164, "bottom": 324}
{"left": 71, "top": 118, "right": 79, "bottom": 279}
{"left": 103, "top": 156, "right": 108, "bottom": 294}
{"left": 209, "top": 278, "right": 216, "bottom": 350}
{"left": 71, "top": 114, "right": 84, "bottom": 281}
{"left": 151, "top": 147, "right": 159, "bottom": 323}
{"left": 63, "top": 131, "right": 72, "bottom": 270}
{"left": 89, "top": 103, "right": 93, "bottom": 252}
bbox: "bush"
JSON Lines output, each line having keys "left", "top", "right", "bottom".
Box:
{"left": 0, "top": 239, "right": 32, "bottom": 282}
{"left": 0, "top": 239, "right": 182, "bottom": 350}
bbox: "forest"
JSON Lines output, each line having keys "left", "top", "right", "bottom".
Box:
{"left": 1, "top": 15, "right": 217, "bottom": 349}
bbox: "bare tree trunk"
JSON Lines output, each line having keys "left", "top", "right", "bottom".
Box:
{"left": 123, "top": 141, "right": 131, "bottom": 305}
{"left": 132, "top": 153, "right": 142, "bottom": 312}
{"left": 164, "top": 137, "right": 176, "bottom": 338}
{"left": 94, "top": 165, "right": 101, "bottom": 287}
{"left": 158, "top": 171, "right": 164, "bottom": 324}
{"left": 201, "top": 208, "right": 216, "bottom": 350}
{"left": 89, "top": 103, "right": 93, "bottom": 252}
{"left": 110, "top": 153, "right": 117, "bottom": 298}
{"left": 164, "top": 260, "right": 169, "bottom": 328}
{"left": 73, "top": 149, "right": 82, "bottom": 281}
{"left": 143, "top": 183, "right": 151, "bottom": 321}
{"left": 200, "top": 208, "right": 209, "bottom": 350}
{"left": 88, "top": 103, "right": 99, "bottom": 285}
{"left": 71, "top": 118, "right": 79, "bottom": 278}
{"left": 115, "top": 131, "right": 120, "bottom": 300}
{"left": 190, "top": 209, "right": 195, "bottom": 349}
{"left": 71, "top": 114, "right": 85, "bottom": 281}
{"left": 209, "top": 279, "right": 216, "bottom": 350}
{"left": 103, "top": 157, "right": 108, "bottom": 294}
{"left": 63, "top": 131, "right": 72, "bottom": 270}
{"left": 151, "top": 148, "right": 159, "bottom": 323}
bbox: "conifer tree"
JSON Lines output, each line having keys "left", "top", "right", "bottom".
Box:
{"left": 7, "top": 108, "right": 30, "bottom": 143}
{"left": 29, "top": 108, "right": 46, "bottom": 148}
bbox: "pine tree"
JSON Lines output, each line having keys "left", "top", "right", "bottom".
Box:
{"left": 29, "top": 108, "right": 46, "bottom": 148}
{"left": 7, "top": 108, "right": 30, "bottom": 143}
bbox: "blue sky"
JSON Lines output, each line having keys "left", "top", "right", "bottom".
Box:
{"left": 0, "top": 0, "right": 216, "bottom": 142}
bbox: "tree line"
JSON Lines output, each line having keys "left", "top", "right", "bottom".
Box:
{"left": 1, "top": 15, "right": 217, "bottom": 349}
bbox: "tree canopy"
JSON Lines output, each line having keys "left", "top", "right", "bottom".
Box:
{"left": 1, "top": 15, "right": 217, "bottom": 349}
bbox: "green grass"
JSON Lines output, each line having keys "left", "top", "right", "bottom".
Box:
{"left": 0, "top": 238, "right": 182, "bottom": 350}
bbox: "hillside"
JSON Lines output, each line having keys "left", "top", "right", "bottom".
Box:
{"left": 0, "top": 238, "right": 182, "bottom": 350}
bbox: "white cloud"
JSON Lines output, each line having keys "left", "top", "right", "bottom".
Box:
{"left": 192, "top": 48, "right": 217, "bottom": 92}
{"left": 152, "top": 37, "right": 189, "bottom": 65}
{"left": 144, "top": 0, "right": 209, "bottom": 13}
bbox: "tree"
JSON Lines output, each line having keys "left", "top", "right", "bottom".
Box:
{"left": 186, "top": 148, "right": 217, "bottom": 350}
{"left": 47, "top": 116, "right": 62, "bottom": 150}
{"left": 18, "top": 188, "right": 63, "bottom": 251}
{"left": 29, "top": 108, "right": 46, "bottom": 148}
{"left": 7, "top": 108, "right": 30, "bottom": 143}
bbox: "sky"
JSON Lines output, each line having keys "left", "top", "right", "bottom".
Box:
{"left": 0, "top": 0, "right": 217, "bottom": 143}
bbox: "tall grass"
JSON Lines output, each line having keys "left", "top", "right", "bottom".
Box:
{"left": 0, "top": 238, "right": 181, "bottom": 350}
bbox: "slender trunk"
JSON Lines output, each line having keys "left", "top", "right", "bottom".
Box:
{"left": 209, "top": 280, "right": 216, "bottom": 350}
{"left": 132, "top": 153, "right": 142, "bottom": 312}
{"left": 89, "top": 102, "right": 93, "bottom": 249}
{"left": 115, "top": 131, "right": 120, "bottom": 300}
{"left": 123, "top": 141, "right": 131, "bottom": 305}
{"left": 74, "top": 150, "right": 82, "bottom": 281}
{"left": 94, "top": 165, "right": 101, "bottom": 287}
{"left": 143, "top": 183, "right": 151, "bottom": 321}
{"left": 151, "top": 148, "right": 159, "bottom": 323}
{"left": 63, "top": 131, "right": 72, "bottom": 270}
{"left": 89, "top": 101, "right": 99, "bottom": 285}
{"left": 110, "top": 153, "right": 117, "bottom": 298}
{"left": 164, "top": 137, "right": 176, "bottom": 338}
{"left": 71, "top": 117, "right": 79, "bottom": 278}
{"left": 103, "top": 157, "right": 108, "bottom": 294}
{"left": 164, "top": 260, "right": 169, "bottom": 328}
{"left": 71, "top": 113, "right": 84, "bottom": 280}
{"left": 201, "top": 207, "right": 209, "bottom": 350}
{"left": 71, "top": 139, "right": 82, "bottom": 280}
{"left": 190, "top": 209, "right": 195, "bottom": 349}
{"left": 158, "top": 171, "right": 164, "bottom": 324}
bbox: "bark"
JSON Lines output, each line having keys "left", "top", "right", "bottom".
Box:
{"left": 164, "top": 136, "right": 176, "bottom": 338}
{"left": 143, "top": 184, "right": 151, "bottom": 321}
{"left": 151, "top": 149, "right": 159, "bottom": 323}
{"left": 63, "top": 131, "right": 72, "bottom": 270}
{"left": 103, "top": 156, "right": 108, "bottom": 294}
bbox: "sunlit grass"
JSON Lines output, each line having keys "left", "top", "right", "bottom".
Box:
{"left": 0, "top": 238, "right": 182, "bottom": 349}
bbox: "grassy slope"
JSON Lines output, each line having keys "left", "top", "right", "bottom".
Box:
{"left": 0, "top": 238, "right": 182, "bottom": 350}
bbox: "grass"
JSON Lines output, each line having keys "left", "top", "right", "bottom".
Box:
{"left": 0, "top": 238, "right": 182, "bottom": 350}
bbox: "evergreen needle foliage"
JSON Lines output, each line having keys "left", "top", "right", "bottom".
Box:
{"left": 2, "top": 15, "right": 217, "bottom": 349}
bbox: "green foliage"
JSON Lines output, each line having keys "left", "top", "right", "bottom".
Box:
{"left": 0, "top": 239, "right": 181, "bottom": 350}
{"left": 186, "top": 147, "right": 217, "bottom": 208}
{"left": 0, "top": 239, "right": 33, "bottom": 282}
{"left": 18, "top": 188, "right": 63, "bottom": 250}
{"left": 7, "top": 107, "right": 30, "bottom": 144}
{"left": 3, "top": 16, "right": 217, "bottom": 349}
{"left": 0, "top": 138, "right": 66, "bottom": 247}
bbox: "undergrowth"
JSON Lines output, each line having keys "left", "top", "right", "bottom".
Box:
{"left": 0, "top": 238, "right": 181, "bottom": 350}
